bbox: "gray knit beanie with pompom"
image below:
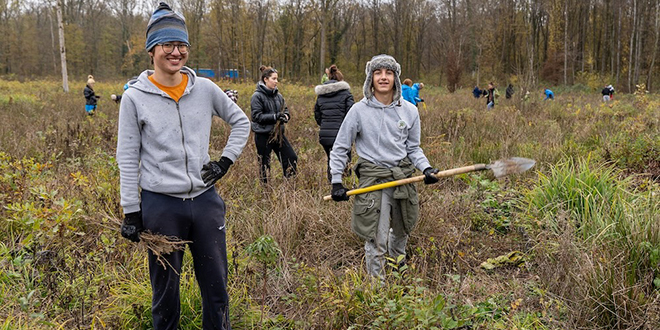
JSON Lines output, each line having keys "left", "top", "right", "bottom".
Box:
{"left": 362, "top": 54, "right": 402, "bottom": 103}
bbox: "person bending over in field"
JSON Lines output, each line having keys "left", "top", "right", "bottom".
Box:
{"left": 116, "top": 3, "right": 250, "bottom": 329}
{"left": 543, "top": 88, "right": 555, "bottom": 100}
{"left": 411, "top": 82, "right": 424, "bottom": 106}
{"left": 328, "top": 54, "right": 440, "bottom": 280}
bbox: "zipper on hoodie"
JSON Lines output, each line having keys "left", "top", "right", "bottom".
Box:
{"left": 175, "top": 102, "right": 194, "bottom": 195}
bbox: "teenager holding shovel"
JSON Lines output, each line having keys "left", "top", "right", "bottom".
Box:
{"left": 250, "top": 65, "right": 298, "bottom": 184}
{"left": 328, "top": 54, "right": 439, "bottom": 279}
{"left": 116, "top": 3, "right": 250, "bottom": 329}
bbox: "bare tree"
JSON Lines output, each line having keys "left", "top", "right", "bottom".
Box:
{"left": 647, "top": 0, "right": 659, "bottom": 90}
{"left": 56, "top": 0, "right": 69, "bottom": 92}
{"left": 312, "top": 0, "right": 339, "bottom": 74}
{"left": 180, "top": 0, "right": 207, "bottom": 70}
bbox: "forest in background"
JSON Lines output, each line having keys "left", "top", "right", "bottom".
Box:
{"left": 1, "top": 0, "right": 659, "bottom": 93}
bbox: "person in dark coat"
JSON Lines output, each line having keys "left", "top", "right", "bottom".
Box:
{"left": 602, "top": 84, "right": 614, "bottom": 102}
{"left": 83, "top": 75, "right": 100, "bottom": 115}
{"left": 250, "top": 65, "right": 298, "bottom": 183}
{"left": 472, "top": 86, "right": 482, "bottom": 98}
{"left": 314, "top": 64, "right": 355, "bottom": 182}
{"left": 485, "top": 82, "right": 495, "bottom": 109}
{"left": 506, "top": 84, "right": 514, "bottom": 99}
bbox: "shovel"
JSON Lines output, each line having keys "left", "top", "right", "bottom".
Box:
{"left": 323, "top": 157, "right": 535, "bottom": 201}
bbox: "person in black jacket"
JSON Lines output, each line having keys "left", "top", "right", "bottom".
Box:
{"left": 505, "top": 83, "right": 514, "bottom": 99}
{"left": 83, "top": 75, "right": 100, "bottom": 115}
{"left": 251, "top": 65, "right": 298, "bottom": 183}
{"left": 314, "top": 64, "right": 355, "bottom": 182}
{"left": 601, "top": 84, "right": 614, "bottom": 102}
{"left": 484, "top": 82, "right": 495, "bottom": 109}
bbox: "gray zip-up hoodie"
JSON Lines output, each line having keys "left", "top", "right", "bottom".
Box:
{"left": 116, "top": 67, "right": 250, "bottom": 214}
{"left": 329, "top": 97, "right": 431, "bottom": 184}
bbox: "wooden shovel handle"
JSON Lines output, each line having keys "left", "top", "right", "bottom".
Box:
{"left": 323, "top": 164, "right": 487, "bottom": 201}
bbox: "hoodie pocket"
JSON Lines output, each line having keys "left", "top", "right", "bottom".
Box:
{"left": 152, "top": 159, "right": 189, "bottom": 190}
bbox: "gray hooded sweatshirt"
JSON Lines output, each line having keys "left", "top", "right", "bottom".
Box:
{"left": 116, "top": 67, "right": 250, "bottom": 214}
{"left": 329, "top": 97, "right": 431, "bottom": 184}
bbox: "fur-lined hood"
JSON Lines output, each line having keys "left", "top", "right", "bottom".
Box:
{"left": 315, "top": 80, "right": 351, "bottom": 96}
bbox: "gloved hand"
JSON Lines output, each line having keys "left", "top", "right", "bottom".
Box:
{"left": 423, "top": 167, "right": 439, "bottom": 184}
{"left": 277, "top": 113, "right": 289, "bottom": 123}
{"left": 419, "top": 98, "right": 424, "bottom": 103}
{"left": 201, "top": 156, "right": 233, "bottom": 187}
{"left": 121, "top": 211, "right": 144, "bottom": 242}
{"left": 331, "top": 183, "right": 350, "bottom": 202}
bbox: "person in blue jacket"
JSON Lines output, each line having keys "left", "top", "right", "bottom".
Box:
{"left": 543, "top": 88, "right": 554, "bottom": 100}
{"left": 401, "top": 78, "right": 414, "bottom": 104}
{"left": 411, "top": 82, "right": 424, "bottom": 105}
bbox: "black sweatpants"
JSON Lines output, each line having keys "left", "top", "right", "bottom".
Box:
{"left": 141, "top": 188, "right": 230, "bottom": 330}
{"left": 254, "top": 132, "right": 298, "bottom": 183}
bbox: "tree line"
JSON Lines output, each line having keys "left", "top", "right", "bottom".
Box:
{"left": 1, "top": 0, "right": 658, "bottom": 93}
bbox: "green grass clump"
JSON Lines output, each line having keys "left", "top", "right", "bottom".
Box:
{"left": 527, "top": 156, "right": 631, "bottom": 239}
{"left": 526, "top": 156, "right": 660, "bottom": 328}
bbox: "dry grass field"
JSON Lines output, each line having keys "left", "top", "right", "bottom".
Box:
{"left": 0, "top": 78, "right": 658, "bottom": 329}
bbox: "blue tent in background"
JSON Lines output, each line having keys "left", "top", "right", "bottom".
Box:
{"left": 195, "top": 69, "right": 241, "bottom": 80}
{"left": 196, "top": 69, "right": 216, "bottom": 78}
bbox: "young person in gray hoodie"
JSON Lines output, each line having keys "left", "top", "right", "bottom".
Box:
{"left": 116, "top": 3, "right": 249, "bottom": 329}
{"left": 329, "top": 54, "right": 439, "bottom": 279}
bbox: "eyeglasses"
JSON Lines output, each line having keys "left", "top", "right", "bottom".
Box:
{"left": 160, "top": 43, "right": 190, "bottom": 54}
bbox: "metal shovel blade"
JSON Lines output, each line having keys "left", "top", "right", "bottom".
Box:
{"left": 488, "top": 157, "right": 536, "bottom": 178}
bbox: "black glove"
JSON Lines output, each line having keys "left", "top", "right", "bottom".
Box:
{"left": 121, "top": 211, "right": 144, "bottom": 242}
{"left": 331, "top": 183, "right": 350, "bottom": 202}
{"left": 423, "top": 167, "right": 439, "bottom": 184}
{"left": 201, "top": 156, "right": 233, "bottom": 187}
{"left": 277, "top": 113, "right": 289, "bottom": 123}
{"left": 419, "top": 98, "right": 424, "bottom": 103}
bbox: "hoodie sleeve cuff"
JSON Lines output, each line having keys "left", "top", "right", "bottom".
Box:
{"left": 122, "top": 204, "right": 141, "bottom": 214}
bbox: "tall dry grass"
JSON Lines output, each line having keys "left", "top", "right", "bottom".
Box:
{"left": 0, "top": 78, "right": 658, "bottom": 329}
